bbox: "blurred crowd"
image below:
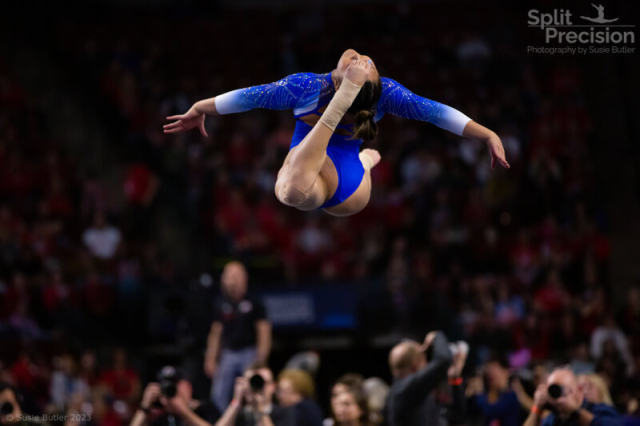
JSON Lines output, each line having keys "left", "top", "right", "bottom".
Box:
{"left": 0, "top": 2, "right": 639, "bottom": 426}
{"left": 0, "top": 47, "right": 150, "bottom": 426}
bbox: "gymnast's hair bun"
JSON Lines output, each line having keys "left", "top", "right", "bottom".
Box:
{"left": 353, "top": 109, "right": 378, "bottom": 141}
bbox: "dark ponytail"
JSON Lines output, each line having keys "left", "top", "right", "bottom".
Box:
{"left": 353, "top": 109, "right": 378, "bottom": 141}
{"left": 347, "top": 78, "right": 382, "bottom": 141}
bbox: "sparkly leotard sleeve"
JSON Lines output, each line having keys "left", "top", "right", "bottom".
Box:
{"left": 213, "top": 72, "right": 327, "bottom": 114}
{"left": 215, "top": 73, "right": 471, "bottom": 136}
{"left": 377, "top": 77, "right": 471, "bottom": 136}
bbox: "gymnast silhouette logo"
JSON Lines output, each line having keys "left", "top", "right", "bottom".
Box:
{"left": 580, "top": 4, "right": 619, "bottom": 24}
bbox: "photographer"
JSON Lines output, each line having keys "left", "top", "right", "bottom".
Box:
{"left": 0, "top": 383, "right": 44, "bottom": 426}
{"left": 215, "top": 365, "right": 293, "bottom": 426}
{"left": 131, "top": 367, "right": 220, "bottom": 426}
{"left": 384, "top": 331, "right": 453, "bottom": 426}
{"left": 523, "top": 367, "right": 621, "bottom": 426}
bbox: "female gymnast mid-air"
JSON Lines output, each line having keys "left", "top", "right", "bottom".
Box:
{"left": 163, "top": 49, "right": 510, "bottom": 217}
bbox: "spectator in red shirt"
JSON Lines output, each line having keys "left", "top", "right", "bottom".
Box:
{"left": 124, "top": 163, "right": 158, "bottom": 206}
{"left": 534, "top": 269, "right": 570, "bottom": 314}
{"left": 91, "top": 389, "right": 122, "bottom": 426}
{"left": 10, "top": 352, "right": 37, "bottom": 394}
{"left": 99, "top": 348, "right": 140, "bottom": 404}
{"left": 41, "top": 270, "right": 72, "bottom": 313}
{"left": 216, "top": 189, "right": 250, "bottom": 239}
{"left": 510, "top": 231, "right": 540, "bottom": 287}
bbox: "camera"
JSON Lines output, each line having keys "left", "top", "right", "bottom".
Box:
{"left": 249, "top": 374, "right": 265, "bottom": 392}
{"left": 1, "top": 402, "right": 13, "bottom": 416}
{"left": 548, "top": 384, "right": 564, "bottom": 399}
{"left": 157, "top": 366, "right": 182, "bottom": 398}
{"left": 160, "top": 379, "right": 177, "bottom": 398}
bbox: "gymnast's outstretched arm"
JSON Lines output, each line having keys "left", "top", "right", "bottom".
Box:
{"left": 378, "top": 78, "right": 510, "bottom": 169}
{"left": 164, "top": 73, "right": 310, "bottom": 135}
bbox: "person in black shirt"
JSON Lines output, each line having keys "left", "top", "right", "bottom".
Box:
{"left": 205, "top": 262, "right": 272, "bottom": 411}
{"left": 384, "top": 331, "right": 453, "bottom": 426}
{"left": 131, "top": 367, "right": 221, "bottom": 426}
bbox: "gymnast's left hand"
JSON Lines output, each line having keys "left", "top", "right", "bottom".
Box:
{"left": 344, "top": 59, "right": 372, "bottom": 87}
{"left": 163, "top": 104, "right": 208, "bottom": 137}
{"left": 486, "top": 132, "right": 510, "bottom": 170}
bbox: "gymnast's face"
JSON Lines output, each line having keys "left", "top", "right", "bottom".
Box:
{"left": 335, "top": 48, "right": 380, "bottom": 87}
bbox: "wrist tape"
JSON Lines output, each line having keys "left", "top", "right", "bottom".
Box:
{"left": 319, "top": 78, "right": 362, "bottom": 131}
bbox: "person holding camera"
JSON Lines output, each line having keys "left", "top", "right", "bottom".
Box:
{"left": 384, "top": 331, "right": 453, "bottom": 426}
{"left": 131, "top": 367, "right": 220, "bottom": 426}
{"left": 441, "top": 341, "right": 469, "bottom": 425}
{"left": 215, "top": 364, "right": 293, "bottom": 426}
{"left": 523, "top": 367, "right": 621, "bottom": 426}
{"left": 205, "top": 262, "right": 272, "bottom": 412}
{"left": 0, "top": 383, "right": 44, "bottom": 426}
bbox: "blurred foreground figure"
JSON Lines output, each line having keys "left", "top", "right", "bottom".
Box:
{"left": 131, "top": 367, "right": 220, "bottom": 426}
{"left": 0, "top": 382, "right": 45, "bottom": 426}
{"left": 215, "top": 364, "right": 294, "bottom": 426}
{"left": 276, "top": 369, "right": 323, "bottom": 426}
{"left": 466, "top": 354, "right": 522, "bottom": 426}
{"left": 384, "top": 331, "right": 466, "bottom": 426}
{"left": 523, "top": 367, "right": 621, "bottom": 426}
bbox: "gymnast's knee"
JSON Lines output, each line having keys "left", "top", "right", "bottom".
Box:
{"left": 276, "top": 179, "right": 309, "bottom": 207}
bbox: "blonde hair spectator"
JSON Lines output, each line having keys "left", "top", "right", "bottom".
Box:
{"left": 578, "top": 373, "right": 614, "bottom": 406}
{"left": 277, "top": 368, "right": 316, "bottom": 406}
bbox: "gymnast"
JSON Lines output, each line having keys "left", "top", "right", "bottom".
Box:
{"left": 164, "top": 49, "right": 510, "bottom": 217}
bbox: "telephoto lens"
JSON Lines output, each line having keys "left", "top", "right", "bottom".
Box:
{"left": 548, "top": 384, "right": 564, "bottom": 399}
{"left": 160, "top": 380, "right": 177, "bottom": 398}
{"left": 249, "top": 374, "right": 266, "bottom": 392}
{"left": 1, "top": 402, "right": 14, "bottom": 415}
{"left": 157, "top": 366, "right": 181, "bottom": 398}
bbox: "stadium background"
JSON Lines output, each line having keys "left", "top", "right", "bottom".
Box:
{"left": 0, "top": 0, "right": 639, "bottom": 423}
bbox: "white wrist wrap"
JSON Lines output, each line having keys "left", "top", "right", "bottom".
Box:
{"left": 319, "top": 78, "right": 362, "bottom": 131}
{"left": 359, "top": 152, "right": 375, "bottom": 170}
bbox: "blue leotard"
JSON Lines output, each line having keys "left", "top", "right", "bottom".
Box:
{"left": 214, "top": 72, "right": 471, "bottom": 209}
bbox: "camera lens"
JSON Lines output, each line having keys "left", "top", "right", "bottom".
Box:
{"left": 160, "top": 381, "right": 177, "bottom": 398}
{"left": 249, "top": 374, "right": 265, "bottom": 392}
{"left": 1, "top": 402, "right": 14, "bottom": 415}
{"left": 548, "top": 384, "right": 563, "bottom": 399}
{"left": 157, "top": 366, "right": 181, "bottom": 398}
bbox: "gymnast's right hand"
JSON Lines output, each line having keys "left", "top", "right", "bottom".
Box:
{"left": 344, "top": 59, "right": 371, "bottom": 87}
{"left": 164, "top": 103, "right": 208, "bottom": 137}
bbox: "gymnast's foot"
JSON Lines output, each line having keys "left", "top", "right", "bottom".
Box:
{"left": 360, "top": 148, "right": 381, "bottom": 171}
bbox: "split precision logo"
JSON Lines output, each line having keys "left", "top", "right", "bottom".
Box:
{"left": 528, "top": 8, "right": 635, "bottom": 44}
